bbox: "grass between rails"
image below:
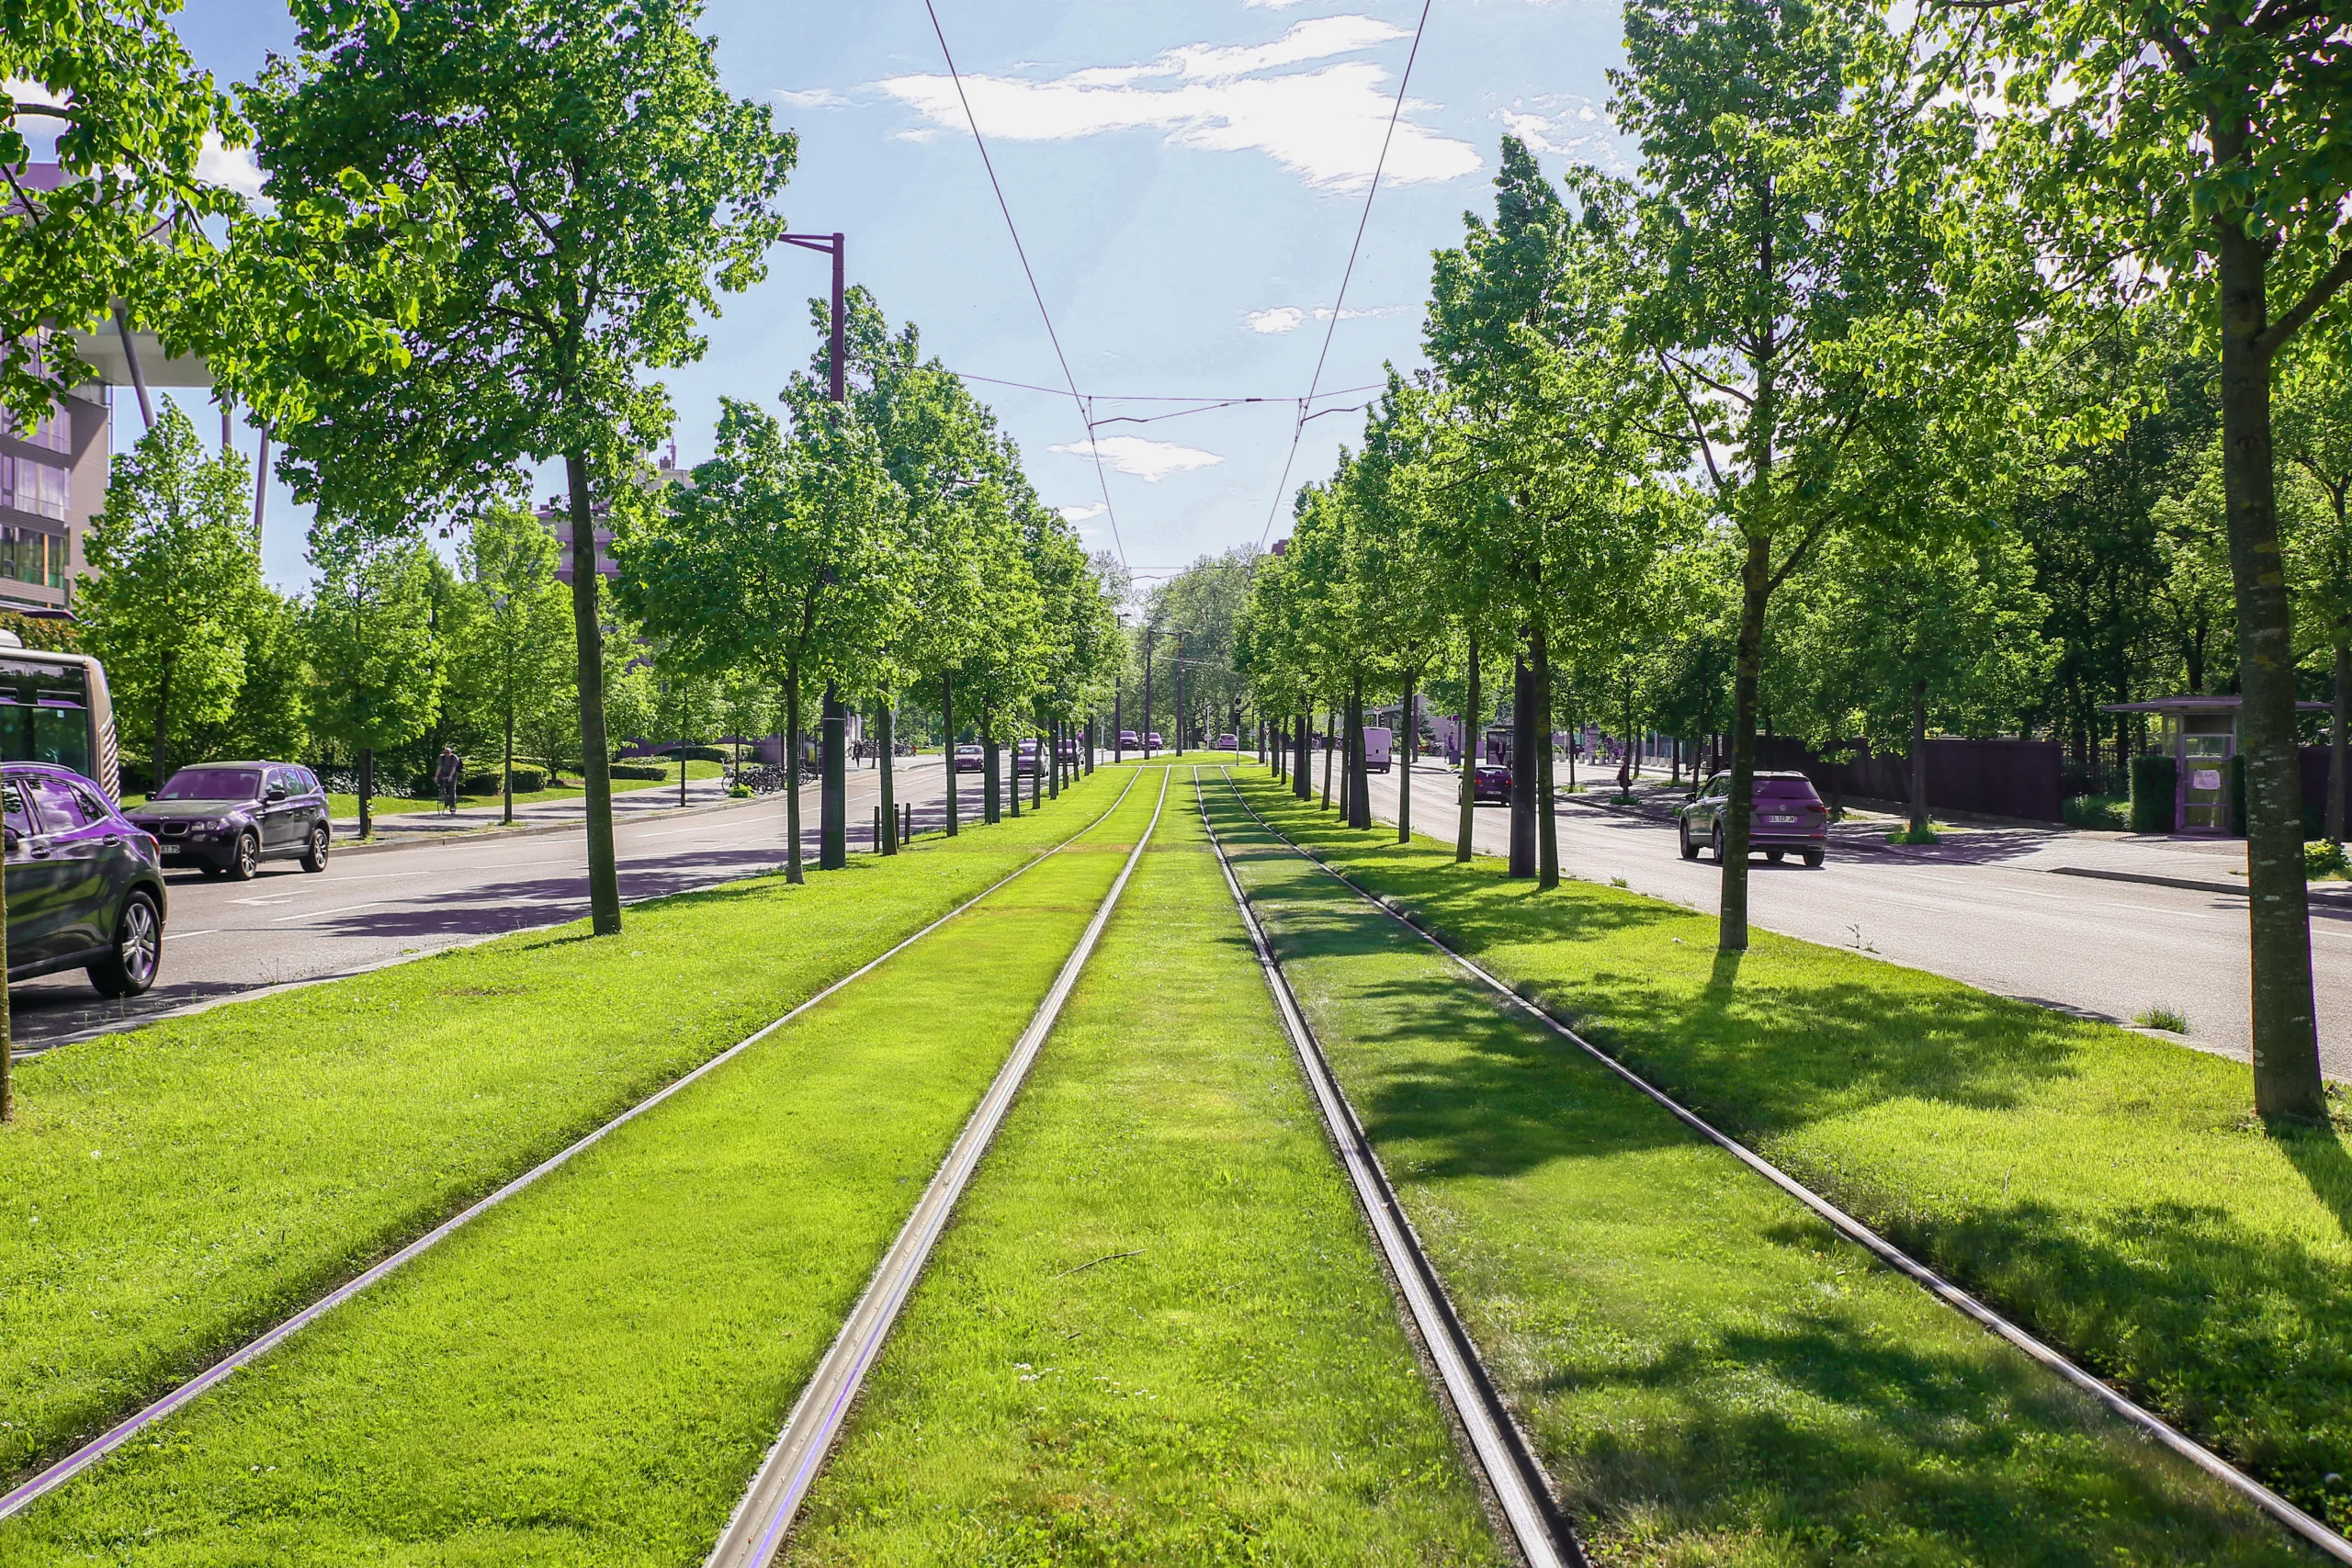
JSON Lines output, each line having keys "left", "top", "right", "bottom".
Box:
{"left": 1223, "top": 767, "right": 2352, "bottom": 1540}
{"left": 786, "top": 773, "right": 1500, "bottom": 1568}
{"left": 1207, "top": 775, "right": 2309, "bottom": 1564}
{"left": 0, "top": 773, "right": 1170, "bottom": 1567}
{"left": 0, "top": 767, "right": 1130, "bottom": 1485}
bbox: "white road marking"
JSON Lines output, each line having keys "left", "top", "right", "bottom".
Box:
{"left": 161, "top": 930, "right": 218, "bottom": 942}
{"left": 270, "top": 901, "right": 381, "bottom": 923}
{"left": 227, "top": 895, "right": 296, "bottom": 907}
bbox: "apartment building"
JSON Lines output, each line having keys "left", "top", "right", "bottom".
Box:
{"left": 0, "top": 364, "right": 105, "bottom": 614}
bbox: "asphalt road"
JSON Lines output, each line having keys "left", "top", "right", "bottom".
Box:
{"left": 1354, "top": 762, "right": 2352, "bottom": 1082}
{"left": 11, "top": 756, "right": 1047, "bottom": 1051}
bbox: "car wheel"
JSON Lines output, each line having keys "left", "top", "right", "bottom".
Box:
{"left": 88, "top": 889, "right": 162, "bottom": 998}
{"left": 1679, "top": 820, "right": 1700, "bottom": 861}
{"left": 226, "top": 830, "right": 260, "bottom": 881}
{"left": 1711, "top": 825, "right": 1725, "bottom": 862}
{"left": 300, "top": 824, "right": 330, "bottom": 873}
{"left": 1803, "top": 849, "right": 1825, "bottom": 868}
{"left": 1766, "top": 848, "right": 1785, "bottom": 863}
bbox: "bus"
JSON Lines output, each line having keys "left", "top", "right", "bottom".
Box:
{"left": 0, "top": 632, "right": 119, "bottom": 800}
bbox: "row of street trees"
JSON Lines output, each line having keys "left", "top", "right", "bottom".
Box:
{"left": 1238, "top": 0, "right": 2352, "bottom": 1127}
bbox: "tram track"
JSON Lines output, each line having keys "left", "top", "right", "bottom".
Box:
{"left": 1208, "top": 766, "right": 2352, "bottom": 1567}
{"left": 704, "top": 766, "right": 1170, "bottom": 1568}
{"left": 0, "top": 769, "right": 1147, "bottom": 1528}
{"left": 1196, "top": 771, "right": 1584, "bottom": 1568}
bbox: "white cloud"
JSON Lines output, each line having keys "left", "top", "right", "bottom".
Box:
{"left": 1498, "top": 98, "right": 1629, "bottom": 173}
{"left": 1058, "top": 502, "right": 1109, "bottom": 522}
{"left": 1246, "top": 302, "right": 1404, "bottom": 334}
{"left": 1051, "top": 436, "right": 1224, "bottom": 482}
{"left": 876, "top": 17, "right": 1479, "bottom": 191}
{"left": 195, "top": 132, "right": 267, "bottom": 201}
{"left": 775, "top": 86, "right": 849, "bottom": 109}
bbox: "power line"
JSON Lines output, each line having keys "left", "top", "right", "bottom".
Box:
{"left": 955, "top": 372, "right": 1387, "bottom": 404}
{"left": 1257, "top": 0, "right": 1436, "bottom": 552}
{"left": 921, "top": 0, "right": 1127, "bottom": 572}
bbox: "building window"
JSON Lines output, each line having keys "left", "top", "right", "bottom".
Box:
{"left": 0, "top": 404, "right": 70, "bottom": 455}
{"left": 0, "top": 527, "right": 57, "bottom": 587}
{"left": 0, "top": 456, "right": 68, "bottom": 521}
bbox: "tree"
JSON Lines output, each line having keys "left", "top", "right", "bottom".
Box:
{"left": 618, "top": 396, "right": 900, "bottom": 884}
{"left": 1616, "top": 0, "right": 1984, "bottom": 948}
{"left": 450, "top": 503, "right": 572, "bottom": 823}
{"left": 250, "top": 0, "right": 797, "bottom": 936}
{"left": 304, "top": 523, "right": 442, "bottom": 838}
{"left": 2275, "top": 340, "right": 2352, "bottom": 844}
{"left": 1936, "top": 0, "right": 2352, "bottom": 1120}
{"left": 79, "top": 403, "right": 262, "bottom": 784}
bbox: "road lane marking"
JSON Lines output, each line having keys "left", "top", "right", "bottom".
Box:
{"left": 227, "top": 896, "right": 296, "bottom": 907}
{"left": 162, "top": 930, "right": 219, "bottom": 942}
{"left": 270, "top": 901, "right": 381, "bottom": 922}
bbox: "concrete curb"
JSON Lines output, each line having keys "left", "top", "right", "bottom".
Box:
{"left": 2047, "top": 863, "right": 2352, "bottom": 907}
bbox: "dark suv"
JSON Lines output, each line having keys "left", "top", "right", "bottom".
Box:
{"left": 1679, "top": 771, "right": 1829, "bottom": 866}
{"left": 5, "top": 763, "right": 167, "bottom": 997}
{"left": 128, "top": 762, "right": 332, "bottom": 880}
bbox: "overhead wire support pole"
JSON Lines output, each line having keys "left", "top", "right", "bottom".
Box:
{"left": 782, "top": 230, "right": 852, "bottom": 872}
{"left": 921, "top": 0, "right": 1126, "bottom": 573}
{"left": 1257, "top": 0, "right": 1437, "bottom": 552}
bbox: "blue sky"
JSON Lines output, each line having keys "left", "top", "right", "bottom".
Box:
{"left": 149, "top": 0, "right": 1632, "bottom": 594}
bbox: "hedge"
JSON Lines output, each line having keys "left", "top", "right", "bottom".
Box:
{"left": 459, "top": 765, "right": 548, "bottom": 795}
{"left": 608, "top": 762, "right": 668, "bottom": 782}
{"left": 2129, "top": 754, "right": 2176, "bottom": 834}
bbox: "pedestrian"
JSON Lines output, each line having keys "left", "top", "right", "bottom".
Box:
{"left": 434, "top": 743, "right": 462, "bottom": 815}
{"left": 1616, "top": 754, "right": 1632, "bottom": 795}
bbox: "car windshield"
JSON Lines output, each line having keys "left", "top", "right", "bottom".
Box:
{"left": 155, "top": 767, "right": 263, "bottom": 801}
{"left": 1755, "top": 778, "right": 1820, "bottom": 801}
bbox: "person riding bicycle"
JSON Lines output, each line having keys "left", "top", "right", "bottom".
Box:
{"left": 434, "top": 744, "right": 462, "bottom": 814}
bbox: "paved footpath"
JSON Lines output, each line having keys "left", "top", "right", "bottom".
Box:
{"left": 1354, "top": 763, "right": 2352, "bottom": 1082}
{"left": 14, "top": 756, "right": 1080, "bottom": 1052}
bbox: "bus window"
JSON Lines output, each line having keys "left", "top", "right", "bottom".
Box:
{"left": 29, "top": 705, "right": 90, "bottom": 778}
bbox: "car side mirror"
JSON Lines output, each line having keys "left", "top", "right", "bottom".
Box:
{"left": 266, "top": 785, "right": 288, "bottom": 803}
{"left": 4, "top": 825, "right": 17, "bottom": 852}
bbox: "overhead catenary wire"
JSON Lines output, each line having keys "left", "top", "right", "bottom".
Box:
{"left": 1258, "top": 0, "right": 1436, "bottom": 553}
{"left": 920, "top": 0, "right": 1127, "bottom": 573}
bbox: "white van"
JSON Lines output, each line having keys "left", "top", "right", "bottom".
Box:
{"left": 1363, "top": 726, "right": 1393, "bottom": 773}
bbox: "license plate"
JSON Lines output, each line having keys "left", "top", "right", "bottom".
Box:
{"left": 1767, "top": 815, "right": 1795, "bottom": 824}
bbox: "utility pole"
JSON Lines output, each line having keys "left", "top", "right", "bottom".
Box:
{"left": 1141, "top": 626, "right": 1157, "bottom": 760}
{"left": 1174, "top": 634, "right": 1186, "bottom": 756}
{"left": 785, "top": 231, "right": 849, "bottom": 869}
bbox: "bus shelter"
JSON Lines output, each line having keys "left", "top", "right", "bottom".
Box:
{"left": 2099, "top": 694, "right": 2328, "bottom": 836}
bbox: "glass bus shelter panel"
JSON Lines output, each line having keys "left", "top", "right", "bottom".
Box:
{"left": 2181, "top": 729, "right": 2233, "bottom": 834}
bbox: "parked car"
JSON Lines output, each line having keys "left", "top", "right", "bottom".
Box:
{"left": 127, "top": 762, "right": 332, "bottom": 880}
{"left": 1145, "top": 731, "right": 1164, "bottom": 750}
{"left": 952, "top": 744, "right": 984, "bottom": 773}
{"left": 6, "top": 762, "right": 166, "bottom": 997}
{"left": 1471, "top": 762, "right": 1510, "bottom": 804}
{"left": 1057, "top": 736, "right": 1081, "bottom": 761}
{"left": 1363, "top": 726, "right": 1394, "bottom": 773}
{"left": 1678, "top": 771, "right": 1828, "bottom": 867}
{"left": 1014, "top": 739, "right": 1041, "bottom": 776}
{"left": 1214, "top": 732, "right": 1238, "bottom": 750}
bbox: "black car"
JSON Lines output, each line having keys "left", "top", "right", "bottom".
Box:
{"left": 5, "top": 763, "right": 166, "bottom": 997}
{"left": 128, "top": 762, "right": 332, "bottom": 880}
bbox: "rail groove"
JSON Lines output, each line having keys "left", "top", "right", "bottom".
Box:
{"left": 1195, "top": 770, "right": 1584, "bottom": 1568}
{"left": 704, "top": 767, "right": 1171, "bottom": 1568}
{"left": 0, "top": 769, "right": 1144, "bottom": 1526}
{"left": 1215, "top": 768, "right": 2352, "bottom": 1567}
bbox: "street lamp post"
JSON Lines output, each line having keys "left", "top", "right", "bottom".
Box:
{"left": 1141, "top": 625, "right": 1157, "bottom": 760}
{"left": 784, "top": 231, "right": 852, "bottom": 871}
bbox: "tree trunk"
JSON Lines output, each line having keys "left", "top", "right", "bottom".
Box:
{"left": 1719, "top": 532, "right": 1770, "bottom": 951}
{"left": 153, "top": 654, "right": 173, "bottom": 790}
{"left": 942, "top": 674, "right": 959, "bottom": 836}
{"left": 1456, "top": 631, "right": 1479, "bottom": 863}
{"left": 1347, "top": 677, "right": 1371, "bottom": 829}
{"left": 2216, "top": 214, "right": 2324, "bottom": 1122}
{"left": 562, "top": 450, "right": 622, "bottom": 935}
{"left": 503, "top": 700, "right": 515, "bottom": 826}
{"left": 1510, "top": 649, "right": 1537, "bottom": 879}
{"left": 783, "top": 671, "right": 805, "bottom": 884}
{"left": 1535, "top": 628, "right": 1557, "bottom": 889}
{"left": 879, "top": 702, "right": 898, "bottom": 854}
{"left": 1320, "top": 708, "right": 1335, "bottom": 809}
{"left": 357, "top": 746, "right": 375, "bottom": 840}
{"left": 984, "top": 718, "right": 1001, "bottom": 824}
{"left": 820, "top": 683, "right": 847, "bottom": 870}
{"left": 1909, "top": 678, "right": 1930, "bottom": 837}
{"left": 1007, "top": 725, "right": 1021, "bottom": 818}
{"left": 1398, "top": 671, "right": 1416, "bottom": 844}
{"left": 1294, "top": 713, "right": 1311, "bottom": 800}
{"left": 2330, "top": 635, "right": 2348, "bottom": 845}
{"left": 1031, "top": 726, "right": 1042, "bottom": 808}
{"left": 0, "top": 839, "right": 12, "bottom": 1123}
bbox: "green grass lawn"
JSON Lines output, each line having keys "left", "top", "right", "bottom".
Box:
{"left": 1206, "top": 773, "right": 2308, "bottom": 1564}
{"left": 0, "top": 771, "right": 1169, "bottom": 1567}
{"left": 786, "top": 770, "right": 1500, "bottom": 1567}
{"left": 0, "top": 768, "right": 1129, "bottom": 1487}
{"left": 1219, "top": 767, "right": 2352, "bottom": 1543}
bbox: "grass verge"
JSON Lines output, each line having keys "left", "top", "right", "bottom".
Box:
{"left": 0, "top": 774, "right": 1169, "bottom": 1566}
{"left": 0, "top": 768, "right": 1126, "bottom": 1483}
{"left": 1208, "top": 773, "right": 2308, "bottom": 1563}
{"left": 1223, "top": 767, "right": 2352, "bottom": 1539}
{"left": 785, "top": 772, "right": 1500, "bottom": 1567}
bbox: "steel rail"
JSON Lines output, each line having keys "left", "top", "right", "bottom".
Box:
{"left": 1194, "top": 771, "right": 1584, "bottom": 1568}
{"left": 1211, "top": 768, "right": 2352, "bottom": 1567}
{"left": 705, "top": 767, "right": 1172, "bottom": 1568}
{"left": 0, "top": 769, "right": 1145, "bottom": 1525}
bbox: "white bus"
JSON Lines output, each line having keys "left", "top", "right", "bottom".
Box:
{"left": 0, "top": 633, "right": 119, "bottom": 800}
